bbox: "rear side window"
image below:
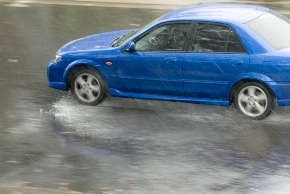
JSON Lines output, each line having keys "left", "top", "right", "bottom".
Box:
{"left": 191, "top": 23, "right": 246, "bottom": 53}
{"left": 227, "top": 29, "right": 245, "bottom": 53}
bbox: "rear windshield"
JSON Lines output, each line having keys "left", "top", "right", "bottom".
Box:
{"left": 246, "top": 10, "right": 290, "bottom": 50}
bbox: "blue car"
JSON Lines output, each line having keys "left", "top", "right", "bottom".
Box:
{"left": 47, "top": 4, "right": 290, "bottom": 120}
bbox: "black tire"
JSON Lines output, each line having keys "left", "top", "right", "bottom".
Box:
{"left": 234, "top": 82, "right": 273, "bottom": 120}
{"left": 71, "top": 68, "right": 105, "bottom": 106}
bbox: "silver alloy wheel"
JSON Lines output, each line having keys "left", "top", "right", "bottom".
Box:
{"left": 237, "top": 86, "right": 268, "bottom": 117}
{"left": 74, "top": 73, "right": 101, "bottom": 103}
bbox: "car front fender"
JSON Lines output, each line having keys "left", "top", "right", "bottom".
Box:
{"left": 62, "top": 59, "right": 108, "bottom": 83}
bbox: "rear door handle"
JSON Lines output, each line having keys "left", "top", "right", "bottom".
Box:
{"left": 165, "top": 57, "right": 178, "bottom": 63}
{"left": 231, "top": 60, "right": 244, "bottom": 66}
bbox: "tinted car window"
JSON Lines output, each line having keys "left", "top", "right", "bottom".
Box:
{"left": 135, "top": 23, "right": 191, "bottom": 52}
{"left": 191, "top": 23, "right": 245, "bottom": 53}
{"left": 227, "top": 29, "right": 246, "bottom": 53}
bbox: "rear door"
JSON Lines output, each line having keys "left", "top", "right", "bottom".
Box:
{"left": 183, "top": 22, "right": 249, "bottom": 100}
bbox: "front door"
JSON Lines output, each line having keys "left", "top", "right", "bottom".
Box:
{"left": 119, "top": 52, "right": 184, "bottom": 96}
{"left": 118, "top": 22, "right": 192, "bottom": 96}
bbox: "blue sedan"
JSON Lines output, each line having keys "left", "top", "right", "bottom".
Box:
{"left": 47, "top": 4, "right": 290, "bottom": 120}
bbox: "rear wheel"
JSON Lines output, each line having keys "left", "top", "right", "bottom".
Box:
{"left": 234, "top": 82, "right": 273, "bottom": 120}
{"left": 71, "top": 69, "right": 105, "bottom": 106}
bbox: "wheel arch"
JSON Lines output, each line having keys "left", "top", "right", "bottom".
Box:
{"left": 229, "top": 78, "right": 276, "bottom": 105}
{"left": 64, "top": 60, "right": 109, "bottom": 91}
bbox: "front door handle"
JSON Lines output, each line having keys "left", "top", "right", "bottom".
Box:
{"left": 165, "top": 57, "right": 178, "bottom": 63}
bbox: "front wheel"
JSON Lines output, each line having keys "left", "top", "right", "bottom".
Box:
{"left": 234, "top": 82, "right": 274, "bottom": 120}
{"left": 71, "top": 69, "right": 105, "bottom": 106}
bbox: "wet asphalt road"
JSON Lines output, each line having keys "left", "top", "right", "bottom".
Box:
{"left": 1, "top": 2, "right": 290, "bottom": 194}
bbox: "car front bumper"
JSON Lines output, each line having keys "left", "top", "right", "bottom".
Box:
{"left": 47, "top": 60, "right": 67, "bottom": 91}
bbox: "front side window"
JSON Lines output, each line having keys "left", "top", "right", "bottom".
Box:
{"left": 135, "top": 23, "right": 191, "bottom": 52}
{"left": 191, "top": 23, "right": 245, "bottom": 53}
{"left": 246, "top": 10, "right": 290, "bottom": 50}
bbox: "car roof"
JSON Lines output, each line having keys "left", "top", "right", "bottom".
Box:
{"left": 160, "top": 4, "right": 269, "bottom": 24}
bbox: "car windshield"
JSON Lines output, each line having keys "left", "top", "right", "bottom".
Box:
{"left": 246, "top": 10, "right": 290, "bottom": 50}
{"left": 111, "top": 17, "right": 160, "bottom": 47}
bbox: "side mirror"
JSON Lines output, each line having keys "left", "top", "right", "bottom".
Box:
{"left": 127, "top": 41, "right": 135, "bottom": 52}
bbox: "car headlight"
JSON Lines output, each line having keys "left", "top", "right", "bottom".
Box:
{"left": 54, "top": 55, "right": 62, "bottom": 63}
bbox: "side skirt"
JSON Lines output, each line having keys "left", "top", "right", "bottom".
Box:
{"left": 109, "top": 89, "right": 229, "bottom": 106}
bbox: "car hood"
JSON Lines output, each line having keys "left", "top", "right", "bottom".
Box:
{"left": 59, "top": 29, "right": 134, "bottom": 53}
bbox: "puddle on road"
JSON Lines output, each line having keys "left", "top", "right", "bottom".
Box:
{"left": 41, "top": 93, "right": 290, "bottom": 143}
{"left": 37, "top": 94, "right": 290, "bottom": 194}
{"left": 41, "top": 94, "right": 125, "bottom": 139}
